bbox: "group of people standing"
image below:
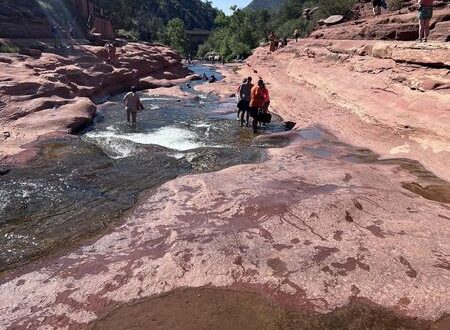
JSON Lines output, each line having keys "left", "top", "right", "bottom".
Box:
{"left": 237, "top": 77, "right": 271, "bottom": 133}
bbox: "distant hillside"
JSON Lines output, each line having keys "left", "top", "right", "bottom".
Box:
{"left": 246, "top": 0, "right": 287, "bottom": 11}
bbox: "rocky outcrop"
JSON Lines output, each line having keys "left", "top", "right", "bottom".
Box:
{"left": 0, "top": 43, "right": 193, "bottom": 164}
{"left": 311, "top": 3, "right": 450, "bottom": 41}
{"left": 0, "top": 1, "right": 52, "bottom": 39}
{"left": 243, "top": 39, "right": 450, "bottom": 181}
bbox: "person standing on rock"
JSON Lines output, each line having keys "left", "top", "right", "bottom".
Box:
{"left": 238, "top": 77, "right": 253, "bottom": 127}
{"left": 418, "top": 0, "right": 434, "bottom": 42}
{"left": 255, "top": 82, "right": 271, "bottom": 129}
{"left": 249, "top": 79, "right": 265, "bottom": 133}
{"left": 372, "top": 0, "right": 383, "bottom": 16}
{"left": 123, "top": 86, "right": 144, "bottom": 126}
{"left": 294, "top": 29, "right": 300, "bottom": 42}
{"left": 269, "top": 32, "right": 278, "bottom": 52}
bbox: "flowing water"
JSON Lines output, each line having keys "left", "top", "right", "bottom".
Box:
{"left": 0, "top": 65, "right": 287, "bottom": 273}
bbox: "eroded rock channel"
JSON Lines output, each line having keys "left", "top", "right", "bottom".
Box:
{"left": 0, "top": 65, "right": 286, "bottom": 272}
{"left": 1, "top": 65, "right": 449, "bottom": 329}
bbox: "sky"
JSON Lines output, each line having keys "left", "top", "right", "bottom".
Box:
{"left": 210, "top": 0, "right": 252, "bottom": 15}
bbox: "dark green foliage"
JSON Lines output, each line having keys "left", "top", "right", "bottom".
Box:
{"left": 198, "top": 7, "right": 271, "bottom": 61}
{"left": 163, "top": 18, "right": 188, "bottom": 54}
{"left": 100, "top": 0, "right": 217, "bottom": 42}
{"left": 246, "top": 0, "right": 288, "bottom": 11}
{"left": 200, "top": 0, "right": 357, "bottom": 59}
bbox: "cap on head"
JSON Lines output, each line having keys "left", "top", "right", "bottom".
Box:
{"left": 131, "top": 86, "right": 137, "bottom": 93}
{"left": 247, "top": 77, "right": 252, "bottom": 82}
{"left": 258, "top": 79, "right": 264, "bottom": 86}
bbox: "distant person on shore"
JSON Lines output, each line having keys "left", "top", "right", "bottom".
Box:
{"left": 209, "top": 75, "right": 217, "bottom": 83}
{"left": 202, "top": 73, "right": 208, "bottom": 81}
{"left": 294, "top": 29, "right": 299, "bottom": 42}
{"left": 269, "top": 32, "right": 278, "bottom": 52}
{"left": 418, "top": 0, "right": 434, "bottom": 42}
{"left": 249, "top": 79, "right": 265, "bottom": 133}
{"left": 238, "top": 77, "right": 253, "bottom": 127}
{"left": 104, "top": 42, "right": 116, "bottom": 63}
{"left": 372, "top": 0, "right": 383, "bottom": 16}
{"left": 123, "top": 86, "right": 144, "bottom": 126}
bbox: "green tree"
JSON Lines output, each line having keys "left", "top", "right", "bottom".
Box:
{"left": 165, "top": 18, "right": 188, "bottom": 54}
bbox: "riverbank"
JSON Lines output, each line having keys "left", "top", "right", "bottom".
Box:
{"left": 242, "top": 39, "right": 450, "bottom": 182}
{"left": 0, "top": 58, "right": 449, "bottom": 328}
{"left": 0, "top": 42, "right": 195, "bottom": 166}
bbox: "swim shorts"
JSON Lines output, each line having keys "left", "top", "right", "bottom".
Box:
{"left": 418, "top": 6, "right": 433, "bottom": 20}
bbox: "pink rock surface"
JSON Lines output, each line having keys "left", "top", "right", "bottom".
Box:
{"left": 0, "top": 139, "right": 449, "bottom": 328}
{"left": 0, "top": 43, "right": 191, "bottom": 164}
{"left": 244, "top": 39, "right": 450, "bottom": 181}
{"left": 310, "top": 4, "right": 450, "bottom": 42}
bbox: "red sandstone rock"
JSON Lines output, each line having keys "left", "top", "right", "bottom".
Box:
{"left": 242, "top": 39, "right": 450, "bottom": 181}
{"left": 311, "top": 5, "right": 450, "bottom": 41}
{"left": 0, "top": 43, "right": 191, "bottom": 163}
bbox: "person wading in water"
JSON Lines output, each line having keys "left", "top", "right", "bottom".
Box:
{"left": 260, "top": 82, "right": 270, "bottom": 128}
{"left": 249, "top": 79, "right": 265, "bottom": 133}
{"left": 238, "top": 77, "right": 253, "bottom": 127}
{"left": 123, "top": 86, "right": 144, "bottom": 126}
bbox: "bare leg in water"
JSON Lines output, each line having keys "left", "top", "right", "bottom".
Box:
{"left": 241, "top": 110, "right": 249, "bottom": 127}
{"left": 252, "top": 115, "right": 258, "bottom": 133}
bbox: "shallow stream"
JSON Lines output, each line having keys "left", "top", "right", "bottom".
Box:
{"left": 0, "top": 65, "right": 287, "bottom": 272}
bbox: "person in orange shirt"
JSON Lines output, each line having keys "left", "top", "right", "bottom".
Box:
{"left": 260, "top": 82, "right": 270, "bottom": 128}
{"left": 249, "top": 79, "right": 265, "bottom": 133}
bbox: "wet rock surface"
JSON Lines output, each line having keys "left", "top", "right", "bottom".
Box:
{"left": 1, "top": 10, "right": 449, "bottom": 327}
{"left": 90, "top": 288, "right": 449, "bottom": 330}
{"left": 0, "top": 127, "right": 449, "bottom": 328}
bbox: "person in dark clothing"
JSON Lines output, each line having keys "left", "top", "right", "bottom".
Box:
{"left": 238, "top": 77, "right": 253, "bottom": 127}
{"left": 372, "top": 0, "right": 383, "bottom": 15}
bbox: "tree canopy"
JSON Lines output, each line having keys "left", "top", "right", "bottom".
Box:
{"left": 199, "top": 0, "right": 357, "bottom": 60}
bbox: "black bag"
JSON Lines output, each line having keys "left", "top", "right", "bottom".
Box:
{"left": 258, "top": 112, "right": 272, "bottom": 123}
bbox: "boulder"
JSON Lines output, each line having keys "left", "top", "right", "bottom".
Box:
{"left": 19, "top": 48, "right": 42, "bottom": 58}
{"left": 371, "top": 43, "right": 393, "bottom": 59}
{"left": 429, "top": 21, "right": 450, "bottom": 42}
{"left": 324, "top": 15, "right": 344, "bottom": 26}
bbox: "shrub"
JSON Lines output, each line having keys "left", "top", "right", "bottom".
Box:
{"left": 116, "top": 29, "right": 139, "bottom": 41}
{"left": 0, "top": 44, "right": 20, "bottom": 54}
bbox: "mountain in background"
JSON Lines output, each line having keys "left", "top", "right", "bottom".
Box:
{"left": 246, "top": 0, "right": 287, "bottom": 11}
